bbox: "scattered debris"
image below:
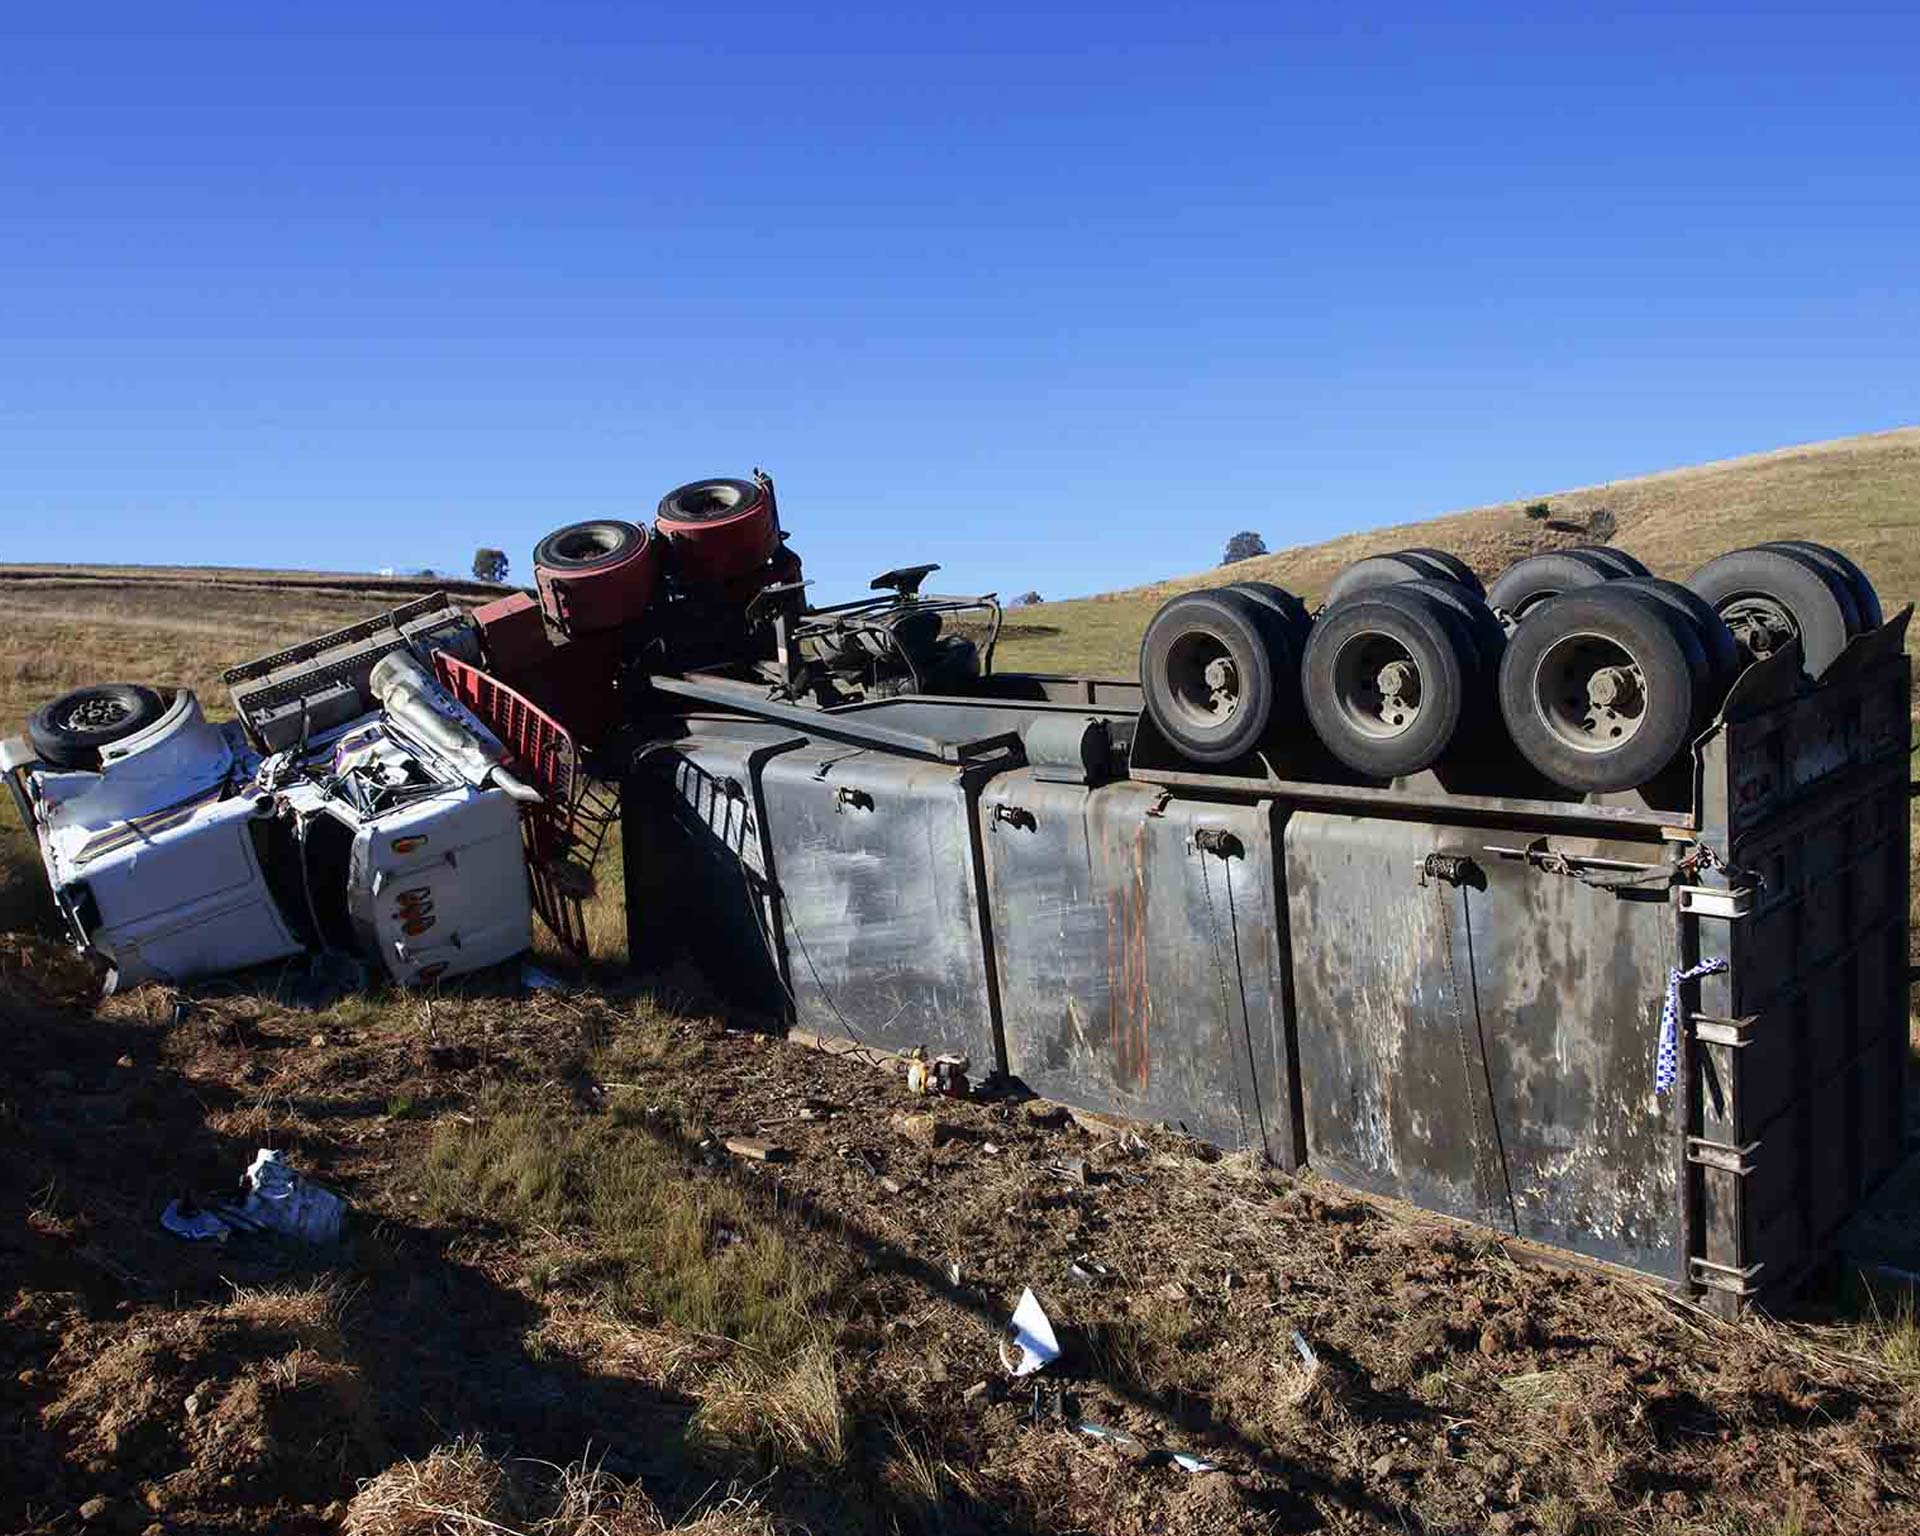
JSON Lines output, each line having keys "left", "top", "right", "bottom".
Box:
{"left": 1078, "top": 1421, "right": 1146, "bottom": 1453}
{"left": 159, "top": 1149, "right": 347, "bottom": 1245}
{"left": 723, "top": 1136, "right": 791, "bottom": 1163}
{"left": 1066, "top": 1255, "right": 1113, "bottom": 1287}
{"left": 1077, "top": 1421, "right": 1216, "bottom": 1473}
{"left": 1047, "top": 1155, "right": 1092, "bottom": 1186}
{"left": 1290, "top": 1329, "right": 1319, "bottom": 1370}
{"left": 238, "top": 1150, "right": 347, "bottom": 1243}
{"left": 1027, "top": 1383, "right": 1070, "bottom": 1425}
{"left": 905, "top": 1049, "right": 971, "bottom": 1098}
{"left": 999, "top": 1288, "right": 1061, "bottom": 1377}
{"left": 797, "top": 1097, "right": 837, "bottom": 1121}
{"left": 842, "top": 1147, "right": 884, "bottom": 1178}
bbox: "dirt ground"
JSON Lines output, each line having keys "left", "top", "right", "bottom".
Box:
{"left": 3, "top": 931, "right": 1917, "bottom": 1536}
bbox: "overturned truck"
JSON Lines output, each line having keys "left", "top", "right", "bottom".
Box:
{"left": 5, "top": 475, "right": 1910, "bottom": 1313}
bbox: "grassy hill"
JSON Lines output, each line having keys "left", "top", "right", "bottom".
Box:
{"left": 993, "top": 426, "right": 1920, "bottom": 675}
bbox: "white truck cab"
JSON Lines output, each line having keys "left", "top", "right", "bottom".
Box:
{"left": 2, "top": 599, "right": 536, "bottom": 992}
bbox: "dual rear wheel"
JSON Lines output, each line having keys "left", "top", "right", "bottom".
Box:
{"left": 1139, "top": 538, "right": 1882, "bottom": 794}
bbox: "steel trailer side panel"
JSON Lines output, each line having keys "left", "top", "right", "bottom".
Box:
{"left": 622, "top": 722, "right": 804, "bottom": 1015}
{"left": 1286, "top": 813, "right": 1685, "bottom": 1279}
{"left": 756, "top": 743, "right": 1000, "bottom": 1068}
{"left": 1688, "top": 644, "right": 1914, "bottom": 1302}
{"left": 979, "top": 772, "right": 1301, "bottom": 1167}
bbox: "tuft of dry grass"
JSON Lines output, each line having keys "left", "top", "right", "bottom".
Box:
{"left": 346, "top": 1443, "right": 778, "bottom": 1536}
{"left": 345, "top": 1439, "right": 518, "bottom": 1536}
{"left": 1853, "top": 1285, "right": 1920, "bottom": 1384}
{"left": 691, "top": 1341, "right": 847, "bottom": 1468}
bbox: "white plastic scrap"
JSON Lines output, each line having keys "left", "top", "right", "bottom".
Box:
{"left": 1001, "top": 1287, "right": 1062, "bottom": 1377}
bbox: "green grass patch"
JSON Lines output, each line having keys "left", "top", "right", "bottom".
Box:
{"left": 416, "top": 1087, "right": 841, "bottom": 1362}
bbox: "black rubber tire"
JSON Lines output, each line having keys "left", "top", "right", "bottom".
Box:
{"left": 1562, "top": 545, "right": 1650, "bottom": 578}
{"left": 1609, "top": 577, "right": 1742, "bottom": 697}
{"left": 531, "top": 520, "right": 647, "bottom": 571}
{"left": 1498, "top": 586, "right": 1699, "bottom": 793}
{"left": 1486, "top": 549, "right": 1622, "bottom": 625}
{"left": 1224, "top": 580, "right": 1313, "bottom": 647}
{"left": 1759, "top": 541, "right": 1883, "bottom": 630}
{"left": 1302, "top": 586, "right": 1470, "bottom": 778}
{"left": 1684, "top": 545, "right": 1858, "bottom": 677}
{"left": 1370, "top": 579, "right": 1506, "bottom": 691}
{"left": 655, "top": 479, "right": 764, "bottom": 525}
{"left": 1603, "top": 582, "right": 1717, "bottom": 732}
{"left": 28, "top": 683, "right": 169, "bottom": 770}
{"left": 1323, "top": 554, "right": 1438, "bottom": 606}
{"left": 1398, "top": 547, "right": 1486, "bottom": 598}
{"left": 1139, "top": 588, "right": 1290, "bottom": 764}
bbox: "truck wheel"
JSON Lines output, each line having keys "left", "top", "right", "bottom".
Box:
{"left": 1224, "top": 580, "right": 1313, "bottom": 647}
{"left": 1303, "top": 586, "right": 1471, "bottom": 778}
{"left": 1759, "top": 541, "right": 1883, "bottom": 630}
{"left": 1373, "top": 578, "right": 1506, "bottom": 687}
{"left": 1398, "top": 547, "right": 1486, "bottom": 597}
{"left": 1563, "top": 544, "right": 1650, "bottom": 578}
{"left": 532, "top": 519, "right": 660, "bottom": 633}
{"left": 1139, "top": 588, "right": 1289, "bottom": 765}
{"left": 1684, "top": 545, "right": 1859, "bottom": 676}
{"left": 1499, "top": 586, "right": 1700, "bottom": 793}
{"left": 532, "top": 519, "right": 647, "bottom": 571}
{"left": 1610, "top": 576, "right": 1742, "bottom": 696}
{"left": 1323, "top": 553, "right": 1439, "bottom": 606}
{"left": 1486, "top": 550, "right": 1621, "bottom": 630}
{"left": 28, "top": 684, "right": 168, "bottom": 770}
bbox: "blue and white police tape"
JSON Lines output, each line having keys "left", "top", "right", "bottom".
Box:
{"left": 1656, "top": 957, "right": 1729, "bottom": 1095}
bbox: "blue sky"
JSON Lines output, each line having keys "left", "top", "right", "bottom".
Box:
{"left": 1, "top": 3, "right": 1915, "bottom": 601}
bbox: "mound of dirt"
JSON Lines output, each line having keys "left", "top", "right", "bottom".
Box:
{"left": 43, "top": 1283, "right": 381, "bottom": 1519}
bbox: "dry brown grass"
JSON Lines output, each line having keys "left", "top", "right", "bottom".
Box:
{"left": 345, "top": 1439, "right": 518, "bottom": 1536}
{"left": 46, "top": 1281, "right": 383, "bottom": 1507}
{"left": 690, "top": 1341, "right": 847, "bottom": 1468}
{"left": 345, "top": 1442, "right": 778, "bottom": 1536}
